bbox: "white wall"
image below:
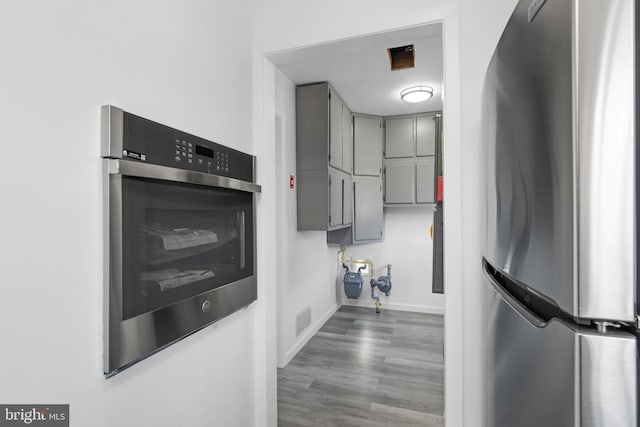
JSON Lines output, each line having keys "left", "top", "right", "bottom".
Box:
{"left": 0, "top": 1, "right": 265, "bottom": 426}
{"left": 272, "top": 69, "right": 341, "bottom": 367}
{"left": 456, "top": 1, "right": 518, "bottom": 424}
{"left": 343, "top": 207, "right": 444, "bottom": 314}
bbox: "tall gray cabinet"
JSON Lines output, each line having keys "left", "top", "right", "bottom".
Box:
{"left": 296, "top": 82, "right": 353, "bottom": 231}
{"left": 352, "top": 114, "right": 384, "bottom": 243}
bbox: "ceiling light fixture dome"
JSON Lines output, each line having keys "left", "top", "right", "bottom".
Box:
{"left": 400, "top": 86, "right": 433, "bottom": 103}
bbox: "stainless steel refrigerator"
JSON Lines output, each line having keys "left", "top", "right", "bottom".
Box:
{"left": 482, "top": 0, "right": 637, "bottom": 425}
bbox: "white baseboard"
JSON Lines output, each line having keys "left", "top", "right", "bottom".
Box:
{"left": 278, "top": 303, "right": 340, "bottom": 368}
{"left": 340, "top": 298, "right": 444, "bottom": 315}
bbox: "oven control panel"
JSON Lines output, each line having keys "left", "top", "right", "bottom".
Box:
{"left": 173, "top": 138, "right": 231, "bottom": 174}
{"left": 113, "top": 109, "right": 254, "bottom": 182}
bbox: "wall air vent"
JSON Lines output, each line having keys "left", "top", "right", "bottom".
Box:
{"left": 387, "top": 44, "right": 415, "bottom": 70}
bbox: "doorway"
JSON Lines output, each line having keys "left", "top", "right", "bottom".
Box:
{"left": 267, "top": 22, "right": 448, "bottom": 425}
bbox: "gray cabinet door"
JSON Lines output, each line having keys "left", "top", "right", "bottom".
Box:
{"left": 384, "top": 163, "right": 414, "bottom": 204}
{"left": 342, "top": 105, "right": 353, "bottom": 174}
{"left": 296, "top": 170, "right": 328, "bottom": 230}
{"left": 416, "top": 158, "right": 435, "bottom": 203}
{"left": 354, "top": 179, "right": 383, "bottom": 241}
{"left": 296, "top": 83, "right": 330, "bottom": 171}
{"left": 329, "top": 169, "right": 343, "bottom": 227}
{"left": 416, "top": 115, "right": 436, "bottom": 156}
{"left": 384, "top": 117, "right": 414, "bottom": 158}
{"left": 353, "top": 115, "right": 383, "bottom": 176}
{"left": 343, "top": 173, "right": 353, "bottom": 225}
{"left": 329, "top": 90, "right": 343, "bottom": 170}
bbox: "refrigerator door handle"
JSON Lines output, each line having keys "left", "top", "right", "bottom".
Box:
{"left": 483, "top": 261, "right": 546, "bottom": 328}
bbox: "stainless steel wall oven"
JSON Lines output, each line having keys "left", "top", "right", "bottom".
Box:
{"left": 102, "top": 105, "right": 260, "bottom": 377}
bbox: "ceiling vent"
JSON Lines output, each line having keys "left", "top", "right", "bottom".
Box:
{"left": 387, "top": 44, "right": 415, "bottom": 70}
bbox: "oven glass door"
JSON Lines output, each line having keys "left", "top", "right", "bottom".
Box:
{"left": 121, "top": 175, "right": 253, "bottom": 320}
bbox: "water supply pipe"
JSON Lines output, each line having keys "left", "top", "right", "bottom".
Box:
{"left": 340, "top": 248, "right": 376, "bottom": 277}
{"left": 370, "top": 287, "right": 381, "bottom": 313}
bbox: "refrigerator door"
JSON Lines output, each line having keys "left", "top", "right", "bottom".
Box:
{"left": 485, "top": 270, "right": 637, "bottom": 427}
{"left": 484, "top": 0, "right": 574, "bottom": 314}
{"left": 484, "top": 0, "right": 635, "bottom": 321}
{"left": 573, "top": 0, "right": 635, "bottom": 323}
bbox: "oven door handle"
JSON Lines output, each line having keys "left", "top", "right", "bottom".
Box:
{"left": 106, "top": 159, "right": 262, "bottom": 193}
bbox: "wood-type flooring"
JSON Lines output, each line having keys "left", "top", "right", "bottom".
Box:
{"left": 277, "top": 305, "right": 445, "bottom": 426}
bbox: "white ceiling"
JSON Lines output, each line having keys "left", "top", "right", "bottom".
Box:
{"left": 267, "top": 23, "right": 443, "bottom": 117}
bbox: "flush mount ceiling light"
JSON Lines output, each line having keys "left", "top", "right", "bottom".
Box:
{"left": 400, "top": 86, "right": 433, "bottom": 103}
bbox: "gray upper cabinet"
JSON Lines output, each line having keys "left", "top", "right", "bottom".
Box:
{"left": 296, "top": 82, "right": 353, "bottom": 231}
{"left": 353, "top": 178, "right": 383, "bottom": 242}
{"left": 384, "top": 162, "right": 415, "bottom": 204}
{"left": 416, "top": 158, "right": 436, "bottom": 203}
{"left": 296, "top": 170, "right": 328, "bottom": 230}
{"left": 343, "top": 173, "right": 353, "bottom": 225}
{"left": 295, "top": 84, "right": 329, "bottom": 172}
{"left": 353, "top": 115, "right": 383, "bottom": 176}
{"left": 342, "top": 103, "right": 353, "bottom": 174}
{"left": 329, "top": 89, "right": 343, "bottom": 170}
{"left": 329, "top": 169, "right": 343, "bottom": 227}
{"left": 416, "top": 114, "right": 437, "bottom": 156}
{"left": 328, "top": 169, "right": 352, "bottom": 229}
{"left": 383, "top": 112, "right": 440, "bottom": 206}
{"left": 384, "top": 117, "right": 414, "bottom": 158}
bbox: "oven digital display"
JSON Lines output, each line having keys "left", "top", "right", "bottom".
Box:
{"left": 195, "top": 144, "right": 214, "bottom": 158}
